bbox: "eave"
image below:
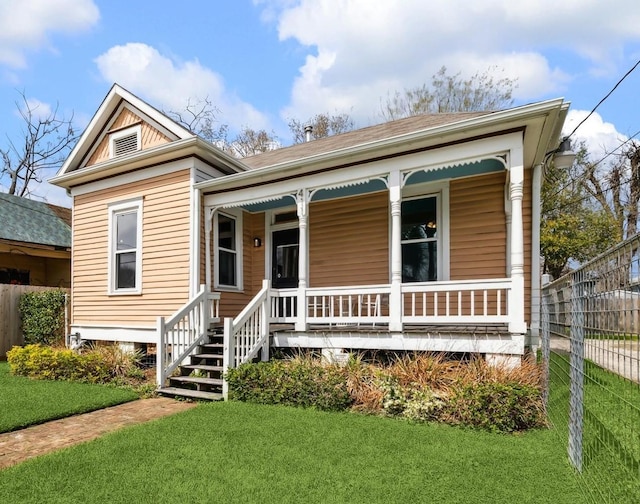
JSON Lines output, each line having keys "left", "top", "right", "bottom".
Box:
{"left": 196, "top": 98, "right": 569, "bottom": 194}
{"left": 50, "top": 137, "right": 248, "bottom": 189}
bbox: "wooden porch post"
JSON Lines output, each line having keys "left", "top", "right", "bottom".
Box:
{"left": 508, "top": 147, "right": 527, "bottom": 334}
{"left": 389, "top": 171, "right": 403, "bottom": 332}
{"left": 296, "top": 189, "right": 309, "bottom": 331}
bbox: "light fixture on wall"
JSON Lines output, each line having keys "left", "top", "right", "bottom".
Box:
{"left": 253, "top": 237, "right": 262, "bottom": 248}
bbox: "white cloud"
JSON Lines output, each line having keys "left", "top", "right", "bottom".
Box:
{"left": 19, "top": 98, "right": 53, "bottom": 121}
{"left": 563, "top": 110, "right": 628, "bottom": 161}
{"left": 0, "top": 0, "right": 99, "bottom": 68}
{"left": 258, "top": 0, "right": 640, "bottom": 124}
{"left": 95, "top": 43, "right": 269, "bottom": 132}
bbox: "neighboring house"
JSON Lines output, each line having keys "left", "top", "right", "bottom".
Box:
{"left": 50, "top": 84, "right": 569, "bottom": 394}
{"left": 0, "top": 192, "right": 71, "bottom": 287}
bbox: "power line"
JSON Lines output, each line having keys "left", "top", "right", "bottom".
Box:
{"left": 563, "top": 58, "right": 640, "bottom": 142}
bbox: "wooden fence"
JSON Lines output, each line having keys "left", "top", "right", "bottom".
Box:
{"left": 0, "top": 285, "right": 70, "bottom": 358}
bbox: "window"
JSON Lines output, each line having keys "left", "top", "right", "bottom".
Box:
{"left": 0, "top": 268, "right": 30, "bottom": 285}
{"left": 109, "top": 125, "right": 141, "bottom": 158}
{"left": 215, "top": 210, "right": 243, "bottom": 289}
{"left": 401, "top": 196, "right": 438, "bottom": 282}
{"left": 108, "top": 199, "right": 142, "bottom": 294}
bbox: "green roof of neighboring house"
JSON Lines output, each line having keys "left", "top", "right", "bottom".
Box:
{"left": 0, "top": 193, "right": 71, "bottom": 249}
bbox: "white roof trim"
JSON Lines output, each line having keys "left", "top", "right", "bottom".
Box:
{"left": 57, "top": 84, "right": 195, "bottom": 177}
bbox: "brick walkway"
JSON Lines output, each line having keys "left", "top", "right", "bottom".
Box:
{"left": 0, "top": 398, "right": 197, "bottom": 470}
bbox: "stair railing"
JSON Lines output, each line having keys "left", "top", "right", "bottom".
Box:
{"left": 157, "top": 284, "right": 221, "bottom": 386}
{"left": 222, "top": 279, "right": 270, "bottom": 398}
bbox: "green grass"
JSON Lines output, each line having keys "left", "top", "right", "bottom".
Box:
{"left": 0, "top": 401, "right": 584, "bottom": 504}
{"left": 548, "top": 352, "right": 640, "bottom": 503}
{"left": 0, "top": 361, "right": 138, "bottom": 433}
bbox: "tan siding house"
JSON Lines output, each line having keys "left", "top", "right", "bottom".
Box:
{"left": 52, "top": 84, "right": 571, "bottom": 388}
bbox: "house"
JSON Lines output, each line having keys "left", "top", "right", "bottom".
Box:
{"left": 50, "top": 84, "right": 569, "bottom": 398}
{"left": 0, "top": 192, "right": 71, "bottom": 287}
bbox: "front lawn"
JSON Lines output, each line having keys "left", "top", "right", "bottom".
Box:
{"left": 0, "top": 401, "right": 585, "bottom": 503}
{"left": 0, "top": 361, "right": 138, "bottom": 433}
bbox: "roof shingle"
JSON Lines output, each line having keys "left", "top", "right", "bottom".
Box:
{"left": 0, "top": 193, "right": 71, "bottom": 248}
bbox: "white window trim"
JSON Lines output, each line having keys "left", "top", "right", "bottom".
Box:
{"left": 108, "top": 198, "right": 143, "bottom": 295}
{"left": 109, "top": 125, "right": 142, "bottom": 158}
{"left": 401, "top": 180, "right": 450, "bottom": 281}
{"left": 214, "top": 208, "right": 244, "bottom": 291}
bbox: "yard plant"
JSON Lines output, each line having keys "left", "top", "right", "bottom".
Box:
{"left": 19, "top": 289, "right": 67, "bottom": 346}
{"left": 227, "top": 353, "right": 546, "bottom": 432}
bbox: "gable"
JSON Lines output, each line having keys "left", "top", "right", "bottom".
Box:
{"left": 84, "top": 107, "right": 172, "bottom": 167}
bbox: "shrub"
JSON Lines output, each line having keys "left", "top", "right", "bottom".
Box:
{"left": 6, "top": 343, "right": 147, "bottom": 386}
{"left": 379, "top": 377, "right": 446, "bottom": 422}
{"left": 7, "top": 344, "right": 110, "bottom": 383}
{"left": 226, "top": 357, "right": 351, "bottom": 411}
{"left": 447, "top": 381, "right": 546, "bottom": 433}
{"left": 226, "top": 352, "right": 547, "bottom": 433}
{"left": 19, "top": 290, "right": 67, "bottom": 346}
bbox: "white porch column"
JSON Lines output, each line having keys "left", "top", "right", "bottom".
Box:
{"left": 389, "top": 171, "right": 403, "bottom": 332}
{"left": 296, "top": 189, "right": 309, "bottom": 331}
{"left": 508, "top": 149, "right": 527, "bottom": 335}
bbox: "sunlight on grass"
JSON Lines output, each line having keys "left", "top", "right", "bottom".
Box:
{"left": 0, "top": 401, "right": 585, "bottom": 504}
{"left": 0, "top": 361, "right": 138, "bottom": 433}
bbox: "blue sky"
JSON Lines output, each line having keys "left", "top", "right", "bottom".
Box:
{"left": 2, "top": 0, "right": 640, "bottom": 206}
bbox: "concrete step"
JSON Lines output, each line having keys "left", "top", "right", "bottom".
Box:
{"left": 158, "top": 387, "right": 223, "bottom": 401}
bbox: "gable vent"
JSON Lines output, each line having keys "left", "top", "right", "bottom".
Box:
{"left": 113, "top": 132, "right": 139, "bottom": 156}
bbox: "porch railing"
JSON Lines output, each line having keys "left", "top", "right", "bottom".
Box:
{"left": 401, "top": 278, "right": 511, "bottom": 324}
{"left": 267, "top": 279, "right": 511, "bottom": 326}
{"left": 156, "top": 285, "right": 220, "bottom": 386}
{"left": 222, "top": 279, "right": 270, "bottom": 398}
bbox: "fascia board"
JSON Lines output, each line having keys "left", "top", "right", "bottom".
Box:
{"left": 50, "top": 137, "right": 248, "bottom": 188}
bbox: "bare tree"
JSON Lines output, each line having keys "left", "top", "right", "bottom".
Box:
{"left": 380, "top": 66, "right": 517, "bottom": 121}
{"left": 230, "top": 127, "right": 280, "bottom": 158}
{"left": 583, "top": 141, "right": 640, "bottom": 240}
{"left": 165, "top": 96, "right": 228, "bottom": 146}
{"left": 288, "top": 112, "right": 355, "bottom": 144}
{"left": 1, "top": 91, "right": 76, "bottom": 197}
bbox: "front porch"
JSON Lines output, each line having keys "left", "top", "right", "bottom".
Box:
{"left": 156, "top": 276, "right": 524, "bottom": 398}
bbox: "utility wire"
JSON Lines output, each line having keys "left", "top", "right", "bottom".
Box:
{"left": 562, "top": 58, "right": 640, "bottom": 142}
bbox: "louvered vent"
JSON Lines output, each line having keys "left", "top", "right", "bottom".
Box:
{"left": 113, "top": 132, "right": 139, "bottom": 156}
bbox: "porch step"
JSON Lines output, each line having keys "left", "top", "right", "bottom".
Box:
{"left": 191, "top": 353, "right": 223, "bottom": 361}
{"left": 169, "top": 375, "right": 223, "bottom": 386}
{"left": 200, "top": 343, "right": 224, "bottom": 350}
{"left": 158, "top": 387, "right": 223, "bottom": 401}
{"left": 181, "top": 364, "right": 223, "bottom": 373}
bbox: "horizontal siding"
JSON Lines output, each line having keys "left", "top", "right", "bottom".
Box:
{"left": 86, "top": 109, "right": 170, "bottom": 166}
{"left": 450, "top": 172, "right": 507, "bottom": 281}
{"left": 310, "top": 192, "right": 389, "bottom": 287}
{"left": 72, "top": 169, "right": 192, "bottom": 327}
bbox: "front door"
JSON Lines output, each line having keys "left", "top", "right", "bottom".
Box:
{"left": 272, "top": 228, "right": 299, "bottom": 289}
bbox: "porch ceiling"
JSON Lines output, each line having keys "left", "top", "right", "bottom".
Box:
{"left": 239, "top": 158, "right": 504, "bottom": 212}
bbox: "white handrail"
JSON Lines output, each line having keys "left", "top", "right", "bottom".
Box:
{"left": 222, "top": 279, "right": 270, "bottom": 399}
{"left": 157, "top": 284, "right": 220, "bottom": 386}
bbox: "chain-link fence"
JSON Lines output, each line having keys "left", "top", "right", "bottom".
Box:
{"left": 542, "top": 234, "right": 640, "bottom": 503}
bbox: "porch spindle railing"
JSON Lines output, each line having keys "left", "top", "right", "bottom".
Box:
{"left": 222, "top": 280, "right": 270, "bottom": 398}
{"left": 156, "top": 285, "right": 220, "bottom": 386}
